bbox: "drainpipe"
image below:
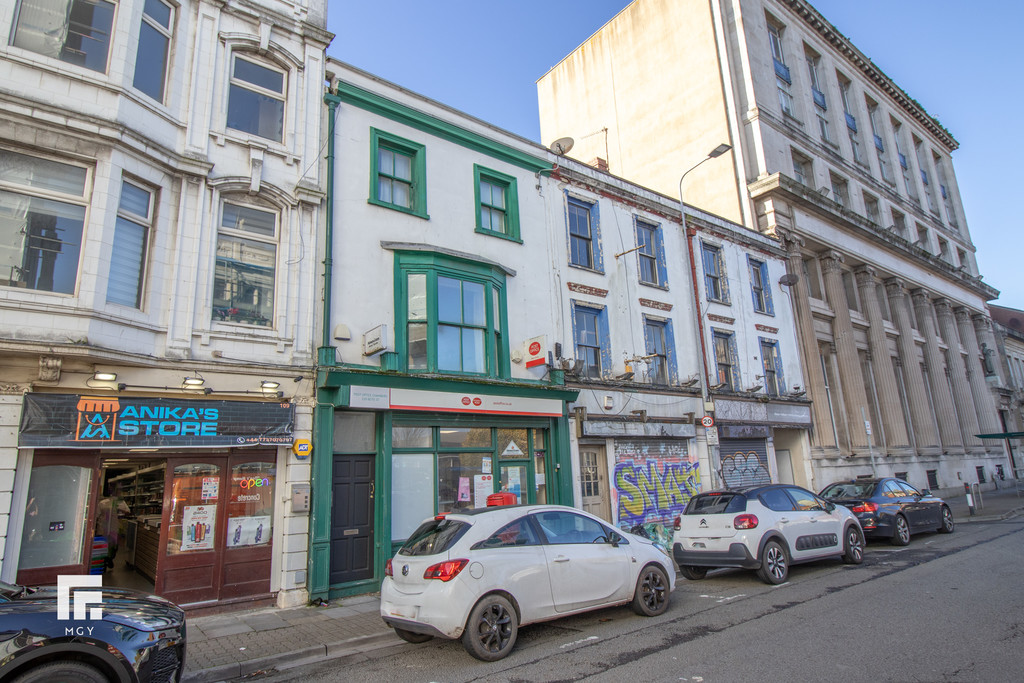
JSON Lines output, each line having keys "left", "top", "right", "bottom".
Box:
{"left": 318, "top": 92, "right": 339, "bottom": 366}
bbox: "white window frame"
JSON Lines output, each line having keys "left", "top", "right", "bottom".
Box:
{"left": 106, "top": 178, "right": 155, "bottom": 308}
{"left": 133, "top": 0, "right": 174, "bottom": 102}
{"left": 213, "top": 200, "right": 279, "bottom": 327}
{"left": 226, "top": 54, "right": 287, "bottom": 143}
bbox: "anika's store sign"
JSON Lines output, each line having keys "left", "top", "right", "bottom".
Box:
{"left": 19, "top": 394, "right": 294, "bottom": 449}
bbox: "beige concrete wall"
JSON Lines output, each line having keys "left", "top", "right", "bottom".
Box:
{"left": 538, "top": 0, "right": 742, "bottom": 224}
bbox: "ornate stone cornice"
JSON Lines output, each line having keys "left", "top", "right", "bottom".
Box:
{"left": 0, "top": 383, "right": 28, "bottom": 395}
{"left": 777, "top": 229, "right": 804, "bottom": 255}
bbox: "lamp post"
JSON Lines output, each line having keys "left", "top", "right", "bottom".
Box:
{"left": 678, "top": 143, "right": 731, "bottom": 488}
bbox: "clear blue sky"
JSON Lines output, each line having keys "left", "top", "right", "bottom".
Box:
{"left": 328, "top": 0, "right": 1023, "bottom": 307}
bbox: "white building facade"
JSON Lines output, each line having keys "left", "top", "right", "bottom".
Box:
{"left": 537, "top": 0, "right": 1007, "bottom": 495}
{"left": 1, "top": 0, "right": 330, "bottom": 610}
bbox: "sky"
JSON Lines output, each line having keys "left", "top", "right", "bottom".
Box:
{"left": 328, "top": 0, "right": 1024, "bottom": 307}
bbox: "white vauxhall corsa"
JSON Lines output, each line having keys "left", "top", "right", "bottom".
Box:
{"left": 673, "top": 484, "right": 865, "bottom": 585}
{"left": 380, "top": 504, "right": 676, "bottom": 661}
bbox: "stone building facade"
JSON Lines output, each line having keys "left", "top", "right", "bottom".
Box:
{"left": 537, "top": 0, "right": 1007, "bottom": 493}
{"left": 1, "top": 0, "right": 330, "bottom": 609}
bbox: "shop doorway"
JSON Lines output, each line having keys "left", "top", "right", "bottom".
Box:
{"left": 158, "top": 453, "right": 275, "bottom": 607}
{"left": 579, "top": 446, "right": 611, "bottom": 521}
{"left": 329, "top": 454, "right": 375, "bottom": 585}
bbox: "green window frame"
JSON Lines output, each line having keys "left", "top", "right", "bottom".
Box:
{"left": 396, "top": 252, "right": 509, "bottom": 377}
{"left": 369, "top": 128, "right": 428, "bottom": 219}
{"left": 474, "top": 165, "right": 521, "bottom": 242}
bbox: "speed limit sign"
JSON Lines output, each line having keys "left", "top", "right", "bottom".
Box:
{"left": 701, "top": 415, "right": 714, "bottom": 428}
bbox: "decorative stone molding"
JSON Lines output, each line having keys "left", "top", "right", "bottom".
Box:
{"left": 707, "top": 314, "right": 735, "bottom": 324}
{"left": 0, "top": 383, "right": 28, "bottom": 395}
{"left": 818, "top": 249, "right": 845, "bottom": 274}
{"left": 853, "top": 266, "right": 876, "bottom": 287}
{"left": 639, "top": 298, "right": 672, "bottom": 311}
{"left": 567, "top": 282, "right": 608, "bottom": 298}
{"left": 910, "top": 289, "right": 932, "bottom": 307}
{"left": 293, "top": 396, "right": 316, "bottom": 408}
{"left": 777, "top": 229, "right": 804, "bottom": 255}
{"left": 954, "top": 306, "right": 974, "bottom": 325}
{"left": 38, "top": 356, "right": 61, "bottom": 382}
{"left": 755, "top": 324, "right": 779, "bottom": 334}
{"left": 884, "top": 277, "right": 905, "bottom": 297}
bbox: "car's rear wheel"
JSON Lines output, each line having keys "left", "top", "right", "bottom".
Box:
{"left": 890, "top": 514, "right": 911, "bottom": 546}
{"left": 462, "top": 594, "right": 518, "bottom": 661}
{"left": 12, "top": 661, "right": 108, "bottom": 683}
{"left": 631, "top": 564, "right": 670, "bottom": 616}
{"left": 393, "top": 626, "right": 433, "bottom": 644}
{"left": 679, "top": 565, "right": 708, "bottom": 580}
{"left": 841, "top": 525, "right": 864, "bottom": 564}
{"left": 756, "top": 540, "right": 789, "bottom": 585}
{"left": 938, "top": 506, "right": 955, "bottom": 534}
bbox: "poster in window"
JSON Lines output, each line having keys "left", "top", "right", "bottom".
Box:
{"left": 473, "top": 474, "right": 493, "bottom": 508}
{"left": 180, "top": 505, "right": 215, "bottom": 551}
{"left": 227, "top": 515, "right": 271, "bottom": 547}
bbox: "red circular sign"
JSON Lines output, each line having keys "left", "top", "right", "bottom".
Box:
{"left": 528, "top": 341, "right": 541, "bottom": 356}
{"left": 701, "top": 415, "right": 715, "bottom": 428}
{"left": 461, "top": 396, "right": 471, "bottom": 405}
{"left": 473, "top": 397, "right": 482, "bottom": 406}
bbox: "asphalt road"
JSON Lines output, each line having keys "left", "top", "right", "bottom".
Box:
{"left": 239, "top": 518, "right": 1024, "bottom": 682}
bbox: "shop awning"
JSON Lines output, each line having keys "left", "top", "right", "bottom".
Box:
{"left": 976, "top": 432, "right": 1024, "bottom": 439}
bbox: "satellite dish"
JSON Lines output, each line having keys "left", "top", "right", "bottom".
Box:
{"left": 778, "top": 273, "right": 800, "bottom": 287}
{"left": 549, "top": 137, "right": 575, "bottom": 155}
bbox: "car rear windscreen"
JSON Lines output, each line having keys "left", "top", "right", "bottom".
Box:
{"left": 820, "top": 482, "right": 875, "bottom": 499}
{"left": 399, "top": 518, "right": 470, "bottom": 556}
{"left": 684, "top": 493, "right": 746, "bottom": 515}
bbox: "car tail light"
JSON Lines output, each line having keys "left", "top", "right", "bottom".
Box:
{"left": 851, "top": 502, "right": 879, "bottom": 513}
{"left": 672, "top": 515, "right": 681, "bottom": 531}
{"left": 733, "top": 514, "right": 759, "bottom": 530}
{"left": 423, "top": 559, "right": 468, "bottom": 582}
{"left": 385, "top": 558, "right": 393, "bottom": 577}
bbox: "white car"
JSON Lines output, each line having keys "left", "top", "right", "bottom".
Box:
{"left": 381, "top": 504, "right": 676, "bottom": 661}
{"left": 673, "top": 484, "right": 864, "bottom": 585}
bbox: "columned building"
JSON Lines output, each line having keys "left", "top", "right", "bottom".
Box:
{"left": 537, "top": 0, "right": 1005, "bottom": 493}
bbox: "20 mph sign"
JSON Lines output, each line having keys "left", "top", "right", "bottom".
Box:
{"left": 701, "top": 415, "right": 714, "bottom": 428}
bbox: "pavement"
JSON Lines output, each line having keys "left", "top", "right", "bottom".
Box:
{"left": 182, "top": 483, "right": 1024, "bottom": 682}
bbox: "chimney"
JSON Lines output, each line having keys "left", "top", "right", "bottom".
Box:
{"left": 589, "top": 157, "right": 609, "bottom": 172}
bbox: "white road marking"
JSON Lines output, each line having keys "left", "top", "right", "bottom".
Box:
{"left": 698, "top": 594, "right": 747, "bottom": 603}
{"left": 560, "top": 635, "right": 599, "bottom": 649}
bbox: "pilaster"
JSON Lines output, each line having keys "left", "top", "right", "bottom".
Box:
{"left": 934, "top": 299, "right": 981, "bottom": 448}
{"left": 958, "top": 309, "right": 1003, "bottom": 435}
{"left": 885, "top": 278, "right": 939, "bottom": 450}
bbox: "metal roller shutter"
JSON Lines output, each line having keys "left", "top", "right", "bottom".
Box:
{"left": 719, "top": 438, "right": 771, "bottom": 488}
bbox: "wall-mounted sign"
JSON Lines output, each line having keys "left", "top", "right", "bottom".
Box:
{"left": 348, "top": 386, "right": 562, "bottom": 417}
{"left": 524, "top": 335, "right": 547, "bottom": 368}
{"left": 19, "top": 394, "right": 294, "bottom": 449}
{"left": 363, "top": 324, "right": 388, "bottom": 356}
{"left": 292, "top": 438, "right": 312, "bottom": 459}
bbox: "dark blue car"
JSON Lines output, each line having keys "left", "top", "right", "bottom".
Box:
{"left": 819, "top": 477, "right": 954, "bottom": 545}
{"left": 0, "top": 580, "right": 186, "bottom": 683}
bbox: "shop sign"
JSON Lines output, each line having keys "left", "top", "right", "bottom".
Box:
{"left": 19, "top": 393, "right": 294, "bottom": 449}
{"left": 349, "top": 386, "right": 562, "bottom": 417}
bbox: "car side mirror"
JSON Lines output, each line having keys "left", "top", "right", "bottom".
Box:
{"left": 920, "top": 489, "right": 931, "bottom": 497}
{"left": 608, "top": 531, "right": 622, "bottom": 547}
{"left": 824, "top": 501, "right": 836, "bottom": 512}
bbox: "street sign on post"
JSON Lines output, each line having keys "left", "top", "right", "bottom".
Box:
{"left": 705, "top": 426, "right": 719, "bottom": 446}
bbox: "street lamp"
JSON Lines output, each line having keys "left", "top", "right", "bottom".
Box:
{"left": 678, "top": 143, "right": 732, "bottom": 403}
{"left": 678, "top": 143, "right": 732, "bottom": 490}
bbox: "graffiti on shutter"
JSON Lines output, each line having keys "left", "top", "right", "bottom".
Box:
{"left": 720, "top": 438, "right": 770, "bottom": 488}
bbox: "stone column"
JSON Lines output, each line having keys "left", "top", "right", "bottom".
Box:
{"left": 780, "top": 233, "right": 836, "bottom": 449}
{"left": 855, "top": 267, "right": 910, "bottom": 449}
{"left": 819, "top": 250, "right": 869, "bottom": 449}
{"left": 973, "top": 314, "right": 1007, "bottom": 385}
{"left": 956, "top": 307, "right": 1002, "bottom": 436}
{"left": 884, "top": 279, "right": 938, "bottom": 449}
{"left": 911, "top": 290, "right": 963, "bottom": 453}
{"left": 935, "top": 299, "right": 982, "bottom": 448}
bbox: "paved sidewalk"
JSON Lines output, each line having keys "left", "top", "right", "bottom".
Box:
{"left": 183, "top": 484, "right": 1024, "bottom": 682}
{"left": 183, "top": 593, "right": 395, "bottom": 682}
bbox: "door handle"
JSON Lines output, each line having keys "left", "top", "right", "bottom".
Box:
{"left": 369, "top": 482, "right": 374, "bottom": 499}
{"left": 554, "top": 556, "right": 570, "bottom": 563}
{"left": 779, "top": 518, "right": 790, "bottom": 524}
